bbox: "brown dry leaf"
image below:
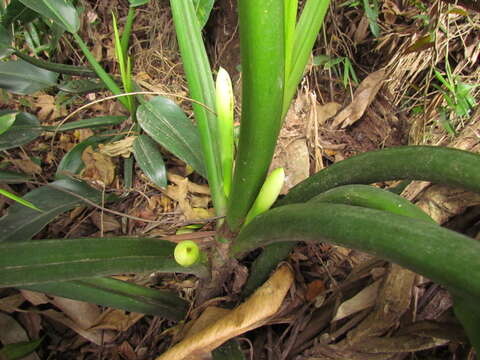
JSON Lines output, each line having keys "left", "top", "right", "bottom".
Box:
{"left": 51, "top": 296, "right": 101, "bottom": 330}
{"left": 91, "top": 211, "right": 121, "bottom": 232}
{"left": 0, "top": 294, "right": 25, "bottom": 313}
{"left": 157, "top": 265, "right": 294, "bottom": 360}
{"left": 20, "top": 290, "right": 50, "bottom": 306}
{"left": 40, "top": 309, "right": 115, "bottom": 345}
{"left": 99, "top": 136, "right": 135, "bottom": 158}
{"left": 35, "top": 94, "right": 66, "bottom": 122}
{"left": 81, "top": 146, "right": 116, "bottom": 186}
{"left": 305, "top": 279, "right": 326, "bottom": 302}
{"left": 10, "top": 159, "right": 42, "bottom": 175}
{"left": 331, "top": 69, "right": 386, "bottom": 129}
{"left": 182, "top": 307, "right": 231, "bottom": 341}
{"left": 333, "top": 280, "right": 382, "bottom": 322}
{"left": 316, "top": 102, "right": 342, "bottom": 125}
{"left": 90, "top": 308, "right": 144, "bottom": 332}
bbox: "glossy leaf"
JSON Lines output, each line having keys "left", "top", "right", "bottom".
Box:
{"left": 23, "top": 277, "right": 188, "bottom": 320}
{"left": 133, "top": 134, "right": 168, "bottom": 188}
{"left": 55, "top": 135, "right": 108, "bottom": 179}
{"left": 234, "top": 202, "right": 480, "bottom": 304}
{"left": 0, "top": 111, "right": 40, "bottom": 151}
{"left": 0, "top": 179, "right": 116, "bottom": 243}
{"left": 0, "top": 112, "right": 18, "bottom": 135}
{"left": 44, "top": 116, "right": 126, "bottom": 132}
{"left": 137, "top": 96, "right": 206, "bottom": 177}
{"left": 226, "top": 0, "right": 285, "bottom": 231}
{"left": 0, "top": 170, "right": 30, "bottom": 184}
{"left": 18, "top": 0, "right": 80, "bottom": 33}
{"left": 193, "top": 0, "right": 215, "bottom": 28}
{"left": 278, "top": 146, "right": 480, "bottom": 206}
{"left": 0, "top": 59, "right": 58, "bottom": 95}
{"left": 0, "top": 237, "right": 206, "bottom": 286}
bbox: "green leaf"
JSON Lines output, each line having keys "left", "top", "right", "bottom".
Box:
{"left": 0, "top": 24, "right": 13, "bottom": 59}
{"left": 128, "top": 0, "right": 149, "bottom": 7}
{"left": 133, "top": 134, "right": 168, "bottom": 188}
{"left": 170, "top": 0, "right": 225, "bottom": 214}
{"left": 278, "top": 146, "right": 480, "bottom": 206}
{"left": 226, "top": 0, "right": 285, "bottom": 231}
{"left": 0, "top": 237, "right": 206, "bottom": 286}
{"left": 18, "top": 0, "right": 80, "bottom": 33}
{"left": 0, "top": 112, "right": 18, "bottom": 135}
{"left": 1, "top": 0, "right": 39, "bottom": 28}
{"left": 23, "top": 277, "right": 188, "bottom": 320}
{"left": 137, "top": 96, "right": 206, "bottom": 177}
{"left": 309, "top": 184, "right": 434, "bottom": 223}
{"left": 44, "top": 116, "right": 126, "bottom": 132}
{"left": 0, "top": 111, "right": 40, "bottom": 151}
{"left": 193, "top": 0, "right": 215, "bottom": 29}
{"left": 0, "top": 337, "right": 43, "bottom": 360}
{"left": 13, "top": 50, "right": 97, "bottom": 77}
{"left": 234, "top": 202, "right": 480, "bottom": 303}
{"left": 0, "top": 170, "right": 30, "bottom": 184}
{"left": 0, "top": 188, "right": 42, "bottom": 212}
{"left": 0, "top": 59, "right": 58, "bottom": 95}
{"left": 453, "top": 296, "right": 480, "bottom": 352}
{"left": 362, "top": 0, "right": 379, "bottom": 37}
{"left": 0, "top": 179, "right": 116, "bottom": 243}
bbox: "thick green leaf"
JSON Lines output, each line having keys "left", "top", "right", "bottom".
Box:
{"left": 0, "top": 111, "right": 40, "bottom": 151}
{"left": 133, "top": 134, "right": 167, "bottom": 188}
{"left": 55, "top": 135, "right": 110, "bottom": 179}
{"left": 137, "top": 96, "right": 206, "bottom": 177}
{"left": 278, "top": 146, "right": 480, "bottom": 206}
{"left": 14, "top": 50, "right": 97, "bottom": 77}
{"left": 57, "top": 79, "right": 105, "bottom": 93}
{"left": 18, "top": 0, "right": 79, "bottom": 33}
{"left": 44, "top": 116, "right": 126, "bottom": 132}
{"left": 453, "top": 296, "right": 480, "bottom": 352}
{"left": 0, "top": 237, "right": 205, "bottom": 286}
{"left": 0, "top": 59, "right": 58, "bottom": 94}
{"left": 226, "top": 0, "right": 285, "bottom": 231}
{"left": 193, "top": 0, "right": 215, "bottom": 28}
{"left": 0, "top": 170, "right": 30, "bottom": 184}
{"left": 0, "top": 112, "right": 18, "bottom": 135}
{"left": 23, "top": 277, "right": 188, "bottom": 320}
{"left": 309, "top": 184, "right": 434, "bottom": 223}
{"left": 170, "top": 0, "right": 225, "bottom": 214}
{"left": 0, "top": 179, "right": 115, "bottom": 242}
{"left": 234, "top": 202, "right": 480, "bottom": 304}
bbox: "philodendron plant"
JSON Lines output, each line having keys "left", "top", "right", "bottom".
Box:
{"left": 0, "top": 0, "right": 479, "bottom": 356}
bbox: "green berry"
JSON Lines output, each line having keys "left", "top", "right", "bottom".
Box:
{"left": 174, "top": 240, "right": 200, "bottom": 267}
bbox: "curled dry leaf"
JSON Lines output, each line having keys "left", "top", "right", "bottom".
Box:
{"left": 81, "top": 146, "right": 116, "bottom": 186}
{"left": 331, "top": 69, "right": 386, "bottom": 129}
{"left": 157, "top": 265, "right": 294, "bottom": 360}
{"left": 90, "top": 309, "right": 144, "bottom": 332}
{"left": 99, "top": 136, "right": 136, "bottom": 158}
{"left": 333, "top": 280, "right": 382, "bottom": 322}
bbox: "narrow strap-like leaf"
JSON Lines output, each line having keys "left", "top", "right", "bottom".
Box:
{"left": 0, "top": 237, "right": 206, "bottom": 286}
{"left": 278, "top": 146, "right": 480, "bottom": 206}
{"left": 0, "top": 111, "right": 40, "bottom": 151}
{"left": 18, "top": 0, "right": 80, "bottom": 33}
{"left": 23, "top": 277, "right": 189, "bottom": 320}
{"left": 234, "top": 202, "right": 480, "bottom": 303}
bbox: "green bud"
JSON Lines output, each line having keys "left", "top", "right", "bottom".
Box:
{"left": 244, "top": 167, "right": 285, "bottom": 226}
{"left": 215, "top": 67, "right": 234, "bottom": 198}
{"left": 174, "top": 240, "right": 200, "bottom": 267}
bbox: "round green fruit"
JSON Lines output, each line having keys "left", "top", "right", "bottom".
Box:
{"left": 174, "top": 240, "right": 200, "bottom": 267}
